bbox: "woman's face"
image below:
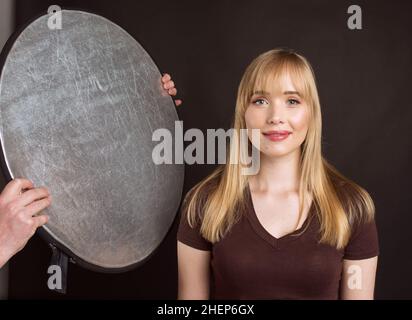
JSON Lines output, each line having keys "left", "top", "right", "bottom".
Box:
{"left": 244, "top": 72, "right": 310, "bottom": 159}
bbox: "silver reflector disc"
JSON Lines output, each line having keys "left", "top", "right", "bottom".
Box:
{"left": 0, "top": 10, "right": 184, "bottom": 271}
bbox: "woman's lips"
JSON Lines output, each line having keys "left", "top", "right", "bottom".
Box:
{"left": 262, "top": 131, "right": 291, "bottom": 142}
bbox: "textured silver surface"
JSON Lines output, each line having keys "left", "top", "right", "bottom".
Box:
{"left": 0, "top": 10, "right": 184, "bottom": 269}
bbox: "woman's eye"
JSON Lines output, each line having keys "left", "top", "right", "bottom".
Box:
{"left": 252, "top": 98, "right": 268, "bottom": 106}
{"left": 287, "top": 98, "right": 300, "bottom": 105}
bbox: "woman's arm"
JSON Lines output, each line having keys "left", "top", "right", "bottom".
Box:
{"left": 340, "top": 256, "right": 378, "bottom": 299}
{"left": 177, "top": 241, "right": 211, "bottom": 299}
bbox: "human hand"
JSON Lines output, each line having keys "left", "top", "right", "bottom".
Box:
{"left": 162, "top": 73, "right": 182, "bottom": 107}
{"left": 0, "top": 178, "right": 51, "bottom": 268}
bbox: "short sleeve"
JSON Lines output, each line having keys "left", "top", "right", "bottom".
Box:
{"left": 176, "top": 208, "right": 213, "bottom": 251}
{"left": 343, "top": 218, "right": 379, "bottom": 260}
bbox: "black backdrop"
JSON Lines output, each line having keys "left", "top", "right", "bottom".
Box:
{"left": 3, "top": 0, "right": 411, "bottom": 299}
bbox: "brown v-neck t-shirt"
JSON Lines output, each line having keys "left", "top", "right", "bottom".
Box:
{"left": 177, "top": 184, "right": 379, "bottom": 300}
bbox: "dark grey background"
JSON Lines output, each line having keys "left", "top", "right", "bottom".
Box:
{"left": 1, "top": 0, "right": 410, "bottom": 299}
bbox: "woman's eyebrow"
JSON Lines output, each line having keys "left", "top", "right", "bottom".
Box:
{"left": 284, "top": 90, "right": 301, "bottom": 96}
{"left": 252, "top": 90, "right": 270, "bottom": 95}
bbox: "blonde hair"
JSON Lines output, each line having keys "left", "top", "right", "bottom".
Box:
{"left": 181, "top": 48, "right": 375, "bottom": 249}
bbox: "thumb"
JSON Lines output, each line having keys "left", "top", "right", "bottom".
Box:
{"left": 34, "top": 214, "right": 49, "bottom": 228}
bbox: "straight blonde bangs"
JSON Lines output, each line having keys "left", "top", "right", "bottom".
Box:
{"left": 239, "top": 50, "right": 315, "bottom": 114}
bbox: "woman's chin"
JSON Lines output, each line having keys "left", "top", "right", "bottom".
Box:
{"left": 258, "top": 145, "right": 298, "bottom": 159}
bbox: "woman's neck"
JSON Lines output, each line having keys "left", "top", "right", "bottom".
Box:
{"left": 249, "top": 148, "right": 301, "bottom": 194}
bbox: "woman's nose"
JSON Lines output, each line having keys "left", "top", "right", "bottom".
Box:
{"left": 266, "top": 101, "right": 284, "bottom": 125}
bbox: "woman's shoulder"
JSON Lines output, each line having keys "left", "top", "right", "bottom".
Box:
{"left": 177, "top": 179, "right": 217, "bottom": 250}
{"left": 329, "top": 176, "right": 379, "bottom": 259}
{"left": 331, "top": 174, "right": 375, "bottom": 226}
{"left": 181, "top": 177, "right": 218, "bottom": 221}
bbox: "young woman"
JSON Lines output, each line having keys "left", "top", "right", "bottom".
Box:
{"left": 177, "top": 48, "right": 379, "bottom": 300}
